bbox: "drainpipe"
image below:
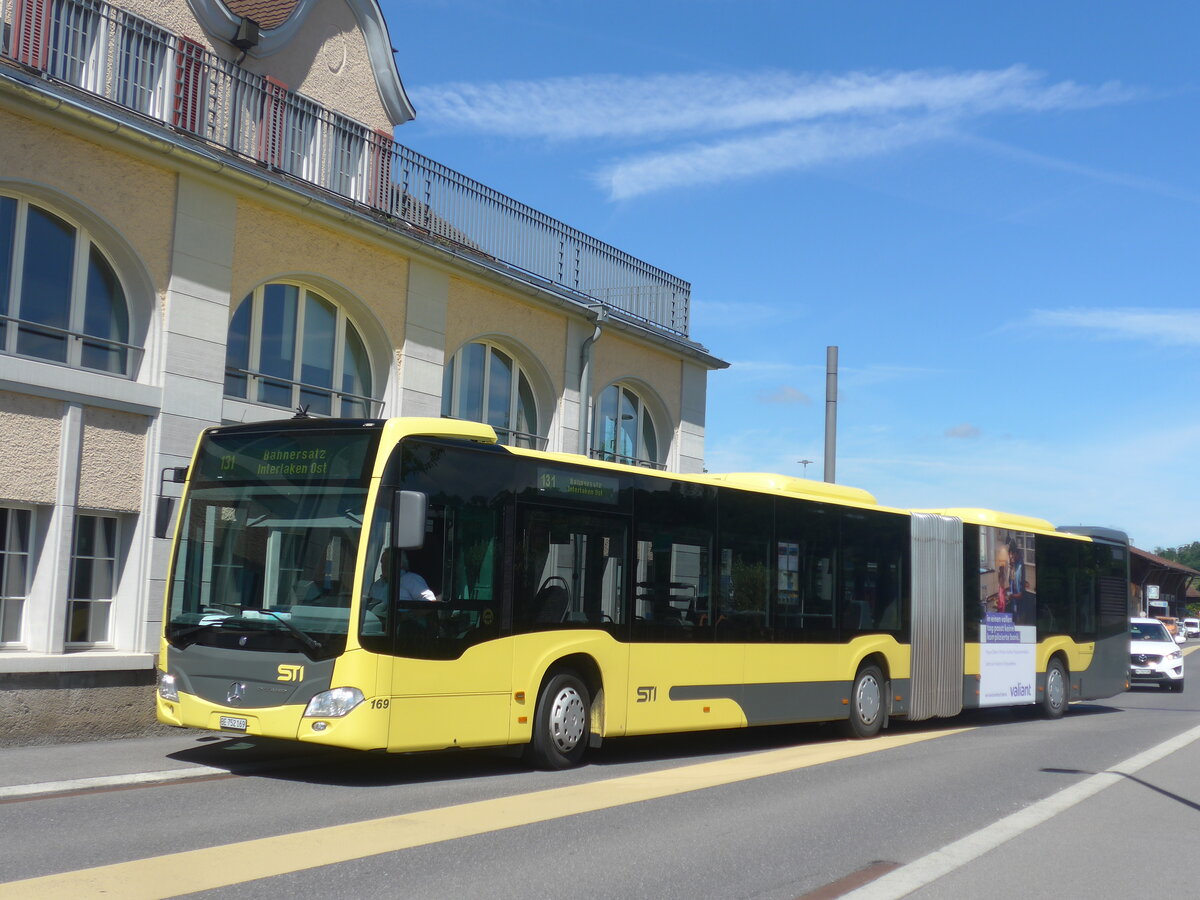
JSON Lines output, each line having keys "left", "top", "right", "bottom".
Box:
{"left": 578, "top": 305, "right": 608, "bottom": 455}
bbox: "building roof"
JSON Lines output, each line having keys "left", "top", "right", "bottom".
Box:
{"left": 193, "top": 0, "right": 415, "bottom": 125}
{"left": 223, "top": 1, "right": 302, "bottom": 30}
{"left": 1131, "top": 545, "right": 1200, "bottom": 577}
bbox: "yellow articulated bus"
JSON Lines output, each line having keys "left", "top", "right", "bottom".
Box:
{"left": 157, "top": 417, "right": 1130, "bottom": 768}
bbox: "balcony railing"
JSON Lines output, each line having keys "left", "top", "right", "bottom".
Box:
{"left": 1, "top": 312, "right": 142, "bottom": 376}
{"left": 0, "top": 0, "right": 691, "bottom": 337}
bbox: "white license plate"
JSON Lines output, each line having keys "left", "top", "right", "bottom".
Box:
{"left": 219, "top": 716, "right": 248, "bottom": 731}
{"left": 1131, "top": 668, "right": 1152, "bottom": 676}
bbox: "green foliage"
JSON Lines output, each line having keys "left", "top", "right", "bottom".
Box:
{"left": 1154, "top": 541, "right": 1200, "bottom": 571}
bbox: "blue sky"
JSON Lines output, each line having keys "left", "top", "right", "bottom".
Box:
{"left": 380, "top": 0, "right": 1199, "bottom": 551}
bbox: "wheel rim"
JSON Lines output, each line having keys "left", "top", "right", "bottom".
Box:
{"left": 855, "top": 673, "right": 881, "bottom": 726}
{"left": 1047, "top": 666, "right": 1065, "bottom": 711}
{"left": 549, "top": 686, "right": 586, "bottom": 752}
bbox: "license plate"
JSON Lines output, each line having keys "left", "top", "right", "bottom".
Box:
{"left": 1131, "top": 668, "right": 1152, "bottom": 676}
{"left": 219, "top": 716, "right": 248, "bottom": 731}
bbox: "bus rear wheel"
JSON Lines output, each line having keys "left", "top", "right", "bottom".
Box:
{"left": 525, "top": 671, "right": 590, "bottom": 769}
{"left": 1042, "top": 658, "right": 1068, "bottom": 719}
{"left": 844, "top": 664, "right": 885, "bottom": 739}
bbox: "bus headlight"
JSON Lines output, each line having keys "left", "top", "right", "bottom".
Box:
{"left": 158, "top": 672, "right": 180, "bottom": 702}
{"left": 304, "top": 687, "right": 364, "bottom": 718}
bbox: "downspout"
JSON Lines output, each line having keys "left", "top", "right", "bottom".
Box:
{"left": 578, "top": 305, "right": 608, "bottom": 455}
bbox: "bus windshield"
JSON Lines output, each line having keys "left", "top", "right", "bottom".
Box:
{"left": 165, "top": 425, "right": 380, "bottom": 659}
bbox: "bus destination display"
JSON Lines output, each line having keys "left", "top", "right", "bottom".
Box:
{"left": 196, "top": 431, "right": 377, "bottom": 483}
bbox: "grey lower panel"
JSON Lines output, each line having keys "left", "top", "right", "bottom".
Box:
{"left": 1081, "top": 634, "right": 1131, "bottom": 701}
{"left": 669, "top": 681, "right": 851, "bottom": 726}
{"left": 166, "top": 644, "right": 335, "bottom": 709}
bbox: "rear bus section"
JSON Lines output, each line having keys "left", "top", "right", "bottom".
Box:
{"left": 947, "top": 516, "right": 1130, "bottom": 716}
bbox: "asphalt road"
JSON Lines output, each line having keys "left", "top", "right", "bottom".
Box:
{"left": 2, "top": 651, "right": 1198, "bottom": 899}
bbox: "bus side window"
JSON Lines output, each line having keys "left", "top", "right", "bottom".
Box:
{"left": 515, "top": 507, "right": 628, "bottom": 634}
{"left": 775, "top": 500, "right": 838, "bottom": 642}
{"left": 631, "top": 478, "right": 715, "bottom": 643}
{"left": 716, "top": 488, "right": 771, "bottom": 643}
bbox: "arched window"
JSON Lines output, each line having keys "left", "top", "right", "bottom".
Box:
{"left": 0, "top": 195, "right": 134, "bottom": 376}
{"left": 441, "top": 340, "right": 541, "bottom": 448}
{"left": 224, "top": 282, "right": 375, "bottom": 417}
{"left": 594, "top": 383, "right": 661, "bottom": 469}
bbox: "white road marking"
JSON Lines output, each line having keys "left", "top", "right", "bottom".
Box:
{"left": 0, "top": 766, "right": 229, "bottom": 800}
{"left": 843, "top": 720, "right": 1200, "bottom": 899}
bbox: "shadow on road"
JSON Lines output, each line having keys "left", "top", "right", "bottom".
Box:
{"left": 162, "top": 699, "right": 1126, "bottom": 790}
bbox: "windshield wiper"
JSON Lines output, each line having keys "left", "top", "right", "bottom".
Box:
{"left": 254, "top": 609, "right": 323, "bottom": 653}
{"left": 168, "top": 620, "right": 226, "bottom": 648}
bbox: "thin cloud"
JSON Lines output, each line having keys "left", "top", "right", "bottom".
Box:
{"left": 412, "top": 66, "right": 1128, "bottom": 141}
{"left": 692, "top": 299, "right": 806, "bottom": 328}
{"left": 599, "top": 118, "right": 949, "bottom": 200}
{"left": 411, "top": 64, "right": 1132, "bottom": 199}
{"left": 945, "top": 423, "right": 982, "bottom": 439}
{"left": 760, "top": 386, "right": 813, "bottom": 405}
{"left": 959, "top": 135, "right": 1200, "bottom": 204}
{"left": 1029, "top": 308, "right": 1200, "bottom": 346}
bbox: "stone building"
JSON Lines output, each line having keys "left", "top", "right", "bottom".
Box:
{"left": 0, "top": 0, "right": 724, "bottom": 743}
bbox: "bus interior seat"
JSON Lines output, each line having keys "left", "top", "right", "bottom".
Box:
{"left": 533, "top": 584, "right": 570, "bottom": 623}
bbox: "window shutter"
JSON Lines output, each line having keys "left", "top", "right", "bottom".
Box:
{"left": 172, "top": 37, "right": 207, "bottom": 134}
{"left": 258, "top": 76, "right": 289, "bottom": 168}
{"left": 368, "top": 129, "right": 394, "bottom": 211}
{"left": 13, "top": 0, "right": 51, "bottom": 69}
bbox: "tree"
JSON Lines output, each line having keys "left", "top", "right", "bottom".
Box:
{"left": 1155, "top": 541, "right": 1200, "bottom": 570}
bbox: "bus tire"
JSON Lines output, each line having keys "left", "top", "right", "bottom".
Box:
{"left": 844, "top": 664, "right": 885, "bottom": 739}
{"left": 525, "top": 671, "right": 590, "bottom": 769}
{"left": 1042, "top": 658, "right": 1068, "bottom": 719}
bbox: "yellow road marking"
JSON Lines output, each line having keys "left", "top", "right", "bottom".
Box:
{"left": 0, "top": 728, "right": 968, "bottom": 899}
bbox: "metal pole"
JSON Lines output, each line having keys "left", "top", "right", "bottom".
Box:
{"left": 824, "top": 346, "right": 838, "bottom": 483}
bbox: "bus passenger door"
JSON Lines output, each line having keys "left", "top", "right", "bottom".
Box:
{"left": 626, "top": 535, "right": 746, "bottom": 735}
{"left": 385, "top": 499, "right": 513, "bottom": 752}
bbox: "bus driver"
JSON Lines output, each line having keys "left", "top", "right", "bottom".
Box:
{"left": 369, "top": 548, "right": 436, "bottom": 606}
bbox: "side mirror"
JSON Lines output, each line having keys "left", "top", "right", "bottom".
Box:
{"left": 154, "top": 466, "right": 189, "bottom": 539}
{"left": 393, "top": 491, "right": 427, "bottom": 549}
{"left": 154, "top": 496, "right": 176, "bottom": 540}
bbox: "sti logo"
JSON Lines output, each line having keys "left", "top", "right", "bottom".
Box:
{"left": 277, "top": 664, "right": 304, "bottom": 683}
{"left": 635, "top": 686, "right": 657, "bottom": 703}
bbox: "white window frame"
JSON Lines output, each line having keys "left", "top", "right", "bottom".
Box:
{"left": 65, "top": 511, "right": 120, "bottom": 648}
{"left": 593, "top": 382, "right": 662, "bottom": 469}
{"left": 49, "top": 0, "right": 109, "bottom": 94}
{"left": 442, "top": 339, "right": 542, "bottom": 449}
{"left": 0, "top": 504, "right": 34, "bottom": 648}
{"left": 0, "top": 194, "right": 136, "bottom": 377}
{"left": 330, "top": 118, "right": 370, "bottom": 203}
{"left": 225, "top": 282, "right": 376, "bottom": 417}
{"left": 115, "top": 11, "right": 173, "bottom": 121}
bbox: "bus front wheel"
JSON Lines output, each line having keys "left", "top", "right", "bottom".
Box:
{"left": 525, "top": 672, "right": 590, "bottom": 769}
{"left": 844, "top": 664, "right": 885, "bottom": 739}
{"left": 1042, "top": 658, "right": 1068, "bottom": 719}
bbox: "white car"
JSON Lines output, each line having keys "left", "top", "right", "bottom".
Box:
{"left": 1183, "top": 618, "right": 1200, "bottom": 639}
{"left": 1129, "top": 617, "right": 1185, "bottom": 692}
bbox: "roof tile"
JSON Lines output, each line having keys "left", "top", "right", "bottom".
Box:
{"left": 222, "top": 1, "right": 302, "bottom": 30}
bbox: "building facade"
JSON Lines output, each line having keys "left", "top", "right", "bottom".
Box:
{"left": 0, "top": 0, "right": 724, "bottom": 743}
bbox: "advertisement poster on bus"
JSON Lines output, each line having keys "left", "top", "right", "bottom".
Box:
{"left": 978, "top": 527, "right": 1037, "bottom": 706}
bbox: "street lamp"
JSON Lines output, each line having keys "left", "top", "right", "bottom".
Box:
{"left": 798, "top": 459, "right": 813, "bottom": 477}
